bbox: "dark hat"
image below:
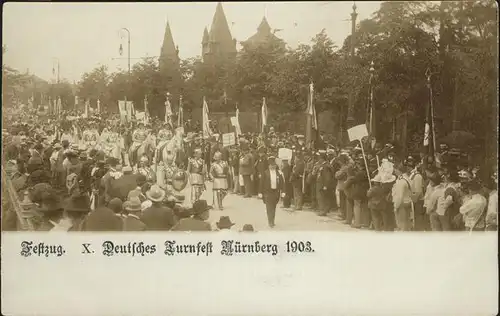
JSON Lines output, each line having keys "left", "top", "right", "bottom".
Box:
{"left": 241, "top": 224, "right": 255, "bottom": 232}
{"left": 216, "top": 216, "right": 235, "bottom": 229}
{"left": 106, "top": 157, "right": 119, "bottom": 167}
{"left": 466, "top": 179, "right": 482, "bottom": 191}
{"left": 192, "top": 199, "right": 212, "bottom": 215}
{"left": 65, "top": 151, "right": 78, "bottom": 159}
{"left": 29, "top": 170, "right": 51, "bottom": 185}
{"left": 81, "top": 207, "right": 123, "bottom": 231}
{"left": 64, "top": 194, "right": 90, "bottom": 213}
{"left": 107, "top": 198, "right": 123, "bottom": 214}
{"left": 34, "top": 143, "right": 44, "bottom": 151}
{"left": 28, "top": 183, "right": 53, "bottom": 204}
{"left": 38, "top": 191, "right": 64, "bottom": 213}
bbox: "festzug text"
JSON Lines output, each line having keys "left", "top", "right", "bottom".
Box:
{"left": 102, "top": 241, "right": 156, "bottom": 257}
{"left": 20, "top": 241, "right": 66, "bottom": 257}
{"left": 164, "top": 241, "right": 213, "bottom": 256}
{"left": 220, "top": 240, "right": 279, "bottom": 256}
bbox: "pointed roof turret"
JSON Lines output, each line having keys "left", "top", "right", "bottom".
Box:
{"left": 161, "top": 20, "right": 178, "bottom": 58}
{"left": 160, "top": 20, "right": 179, "bottom": 71}
{"left": 208, "top": 2, "right": 236, "bottom": 54}
{"left": 257, "top": 17, "right": 271, "bottom": 34}
{"left": 202, "top": 27, "right": 209, "bottom": 45}
{"left": 243, "top": 15, "right": 284, "bottom": 49}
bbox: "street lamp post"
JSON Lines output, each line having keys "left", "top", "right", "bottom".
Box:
{"left": 119, "top": 28, "right": 131, "bottom": 110}
{"left": 51, "top": 58, "right": 60, "bottom": 114}
{"left": 346, "top": 2, "right": 358, "bottom": 129}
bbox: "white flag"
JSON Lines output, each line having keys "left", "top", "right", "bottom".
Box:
{"left": 261, "top": 97, "right": 268, "bottom": 133}
{"left": 423, "top": 123, "right": 430, "bottom": 146}
{"left": 202, "top": 97, "right": 212, "bottom": 138}
{"left": 165, "top": 96, "right": 173, "bottom": 124}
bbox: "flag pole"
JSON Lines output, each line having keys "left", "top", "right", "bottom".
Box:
{"left": 358, "top": 139, "right": 372, "bottom": 189}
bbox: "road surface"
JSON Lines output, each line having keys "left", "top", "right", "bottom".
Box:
{"left": 179, "top": 182, "right": 355, "bottom": 231}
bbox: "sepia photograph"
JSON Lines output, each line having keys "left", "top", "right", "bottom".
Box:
{"left": 1, "top": 1, "right": 497, "bottom": 233}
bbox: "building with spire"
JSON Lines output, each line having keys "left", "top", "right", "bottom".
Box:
{"left": 242, "top": 16, "right": 285, "bottom": 50}
{"left": 202, "top": 2, "right": 237, "bottom": 63}
{"left": 159, "top": 20, "right": 180, "bottom": 72}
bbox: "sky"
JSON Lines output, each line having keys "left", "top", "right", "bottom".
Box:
{"left": 2, "top": 1, "right": 381, "bottom": 83}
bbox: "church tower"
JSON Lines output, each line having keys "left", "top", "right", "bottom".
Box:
{"left": 243, "top": 16, "right": 285, "bottom": 50}
{"left": 202, "top": 2, "right": 237, "bottom": 63}
{"left": 201, "top": 27, "right": 209, "bottom": 60}
{"left": 159, "top": 20, "right": 180, "bottom": 72}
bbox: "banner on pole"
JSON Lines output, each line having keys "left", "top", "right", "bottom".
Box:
{"left": 135, "top": 112, "right": 145, "bottom": 121}
{"left": 126, "top": 101, "right": 134, "bottom": 121}
{"left": 118, "top": 101, "right": 127, "bottom": 122}
{"left": 348, "top": 124, "right": 369, "bottom": 142}
{"left": 230, "top": 116, "right": 242, "bottom": 135}
{"left": 278, "top": 148, "right": 293, "bottom": 161}
{"left": 222, "top": 132, "right": 236, "bottom": 147}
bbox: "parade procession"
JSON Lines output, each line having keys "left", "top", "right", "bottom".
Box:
{"left": 2, "top": 1, "right": 497, "bottom": 233}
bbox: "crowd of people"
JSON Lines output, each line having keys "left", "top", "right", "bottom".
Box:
{"left": 1, "top": 106, "right": 497, "bottom": 232}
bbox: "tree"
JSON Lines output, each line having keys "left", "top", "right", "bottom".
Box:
{"left": 77, "top": 65, "right": 110, "bottom": 108}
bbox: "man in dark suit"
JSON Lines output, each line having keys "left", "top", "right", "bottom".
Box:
{"left": 171, "top": 199, "right": 212, "bottom": 231}
{"left": 259, "top": 156, "right": 285, "bottom": 228}
{"left": 141, "top": 185, "right": 177, "bottom": 230}
{"left": 112, "top": 165, "right": 138, "bottom": 202}
{"left": 239, "top": 144, "right": 254, "bottom": 198}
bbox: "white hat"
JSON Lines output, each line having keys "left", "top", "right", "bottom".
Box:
{"left": 371, "top": 160, "right": 396, "bottom": 183}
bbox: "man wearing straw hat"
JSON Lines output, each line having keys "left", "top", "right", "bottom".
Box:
{"left": 123, "top": 197, "right": 147, "bottom": 231}
{"left": 141, "top": 185, "right": 177, "bottom": 230}
{"left": 367, "top": 160, "right": 396, "bottom": 231}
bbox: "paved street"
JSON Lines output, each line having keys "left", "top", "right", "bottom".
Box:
{"left": 180, "top": 182, "right": 355, "bottom": 231}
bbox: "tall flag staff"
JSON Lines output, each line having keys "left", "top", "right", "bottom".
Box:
{"left": 261, "top": 97, "right": 268, "bottom": 134}
{"left": 178, "top": 95, "right": 184, "bottom": 128}
{"left": 84, "top": 99, "right": 89, "bottom": 118}
{"left": 305, "top": 81, "right": 317, "bottom": 150}
{"left": 303, "top": 81, "right": 317, "bottom": 193}
{"left": 235, "top": 103, "right": 242, "bottom": 140}
{"left": 57, "top": 97, "right": 62, "bottom": 118}
{"left": 48, "top": 96, "right": 52, "bottom": 115}
{"left": 424, "top": 68, "right": 436, "bottom": 167}
{"left": 144, "top": 95, "right": 149, "bottom": 125}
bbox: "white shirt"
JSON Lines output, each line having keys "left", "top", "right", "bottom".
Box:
{"left": 270, "top": 169, "right": 277, "bottom": 190}
{"left": 460, "top": 193, "right": 487, "bottom": 229}
{"left": 486, "top": 190, "right": 497, "bottom": 227}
